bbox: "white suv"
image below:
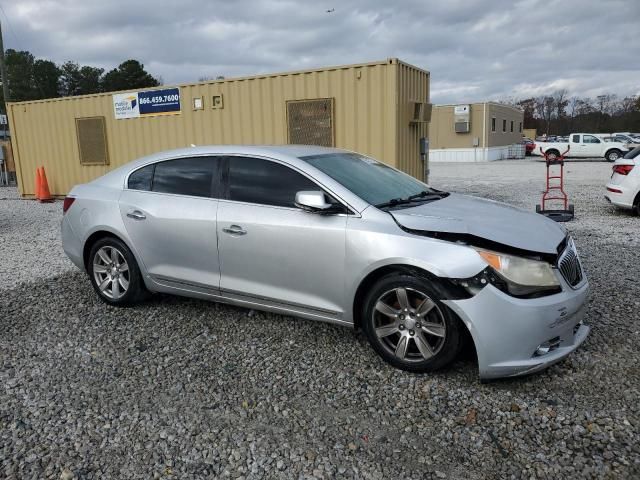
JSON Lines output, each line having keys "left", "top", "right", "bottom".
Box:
{"left": 605, "top": 146, "right": 640, "bottom": 215}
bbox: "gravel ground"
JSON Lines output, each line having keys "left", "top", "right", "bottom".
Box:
{"left": 1, "top": 160, "right": 639, "bottom": 479}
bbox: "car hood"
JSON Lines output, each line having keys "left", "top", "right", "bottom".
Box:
{"left": 390, "top": 193, "right": 566, "bottom": 255}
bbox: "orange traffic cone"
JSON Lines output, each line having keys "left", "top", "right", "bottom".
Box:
{"left": 35, "top": 168, "right": 43, "bottom": 200}
{"left": 39, "top": 167, "right": 54, "bottom": 203}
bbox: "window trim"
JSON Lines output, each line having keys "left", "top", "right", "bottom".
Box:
{"left": 123, "top": 152, "right": 358, "bottom": 215}
{"left": 221, "top": 154, "right": 356, "bottom": 215}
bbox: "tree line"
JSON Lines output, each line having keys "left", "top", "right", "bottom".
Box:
{"left": 500, "top": 90, "right": 640, "bottom": 136}
{"left": 0, "top": 49, "right": 161, "bottom": 113}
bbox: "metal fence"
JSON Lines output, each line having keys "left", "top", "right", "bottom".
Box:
{"left": 507, "top": 143, "right": 526, "bottom": 159}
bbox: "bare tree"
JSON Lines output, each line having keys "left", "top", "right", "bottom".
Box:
{"left": 553, "top": 89, "right": 568, "bottom": 120}
{"left": 619, "top": 96, "right": 639, "bottom": 114}
{"left": 536, "top": 96, "right": 555, "bottom": 135}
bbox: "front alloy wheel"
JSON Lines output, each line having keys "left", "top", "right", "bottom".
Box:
{"left": 373, "top": 287, "right": 446, "bottom": 362}
{"left": 362, "top": 273, "right": 462, "bottom": 373}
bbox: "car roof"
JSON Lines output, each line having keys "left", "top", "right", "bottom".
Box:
{"left": 87, "top": 144, "right": 372, "bottom": 213}
{"left": 94, "top": 144, "right": 346, "bottom": 183}
{"left": 130, "top": 145, "right": 345, "bottom": 169}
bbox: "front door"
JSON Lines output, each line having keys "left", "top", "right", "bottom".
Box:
{"left": 119, "top": 156, "right": 221, "bottom": 290}
{"left": 217, "top": 156, "right": 348, "bottom": 317}
{"left": 581, "top": 134, "right": 602, "bottom": 157}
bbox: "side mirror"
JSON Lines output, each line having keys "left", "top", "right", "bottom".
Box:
{"left": 295, "top": 191, "right": 333, "bottom": 212}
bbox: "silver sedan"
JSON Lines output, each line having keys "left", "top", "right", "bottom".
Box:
{"left": 61, "top": 145, "right": 590, "bottom": 380}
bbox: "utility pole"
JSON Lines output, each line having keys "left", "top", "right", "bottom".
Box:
{"left": 0, "top": 18, "right": 9, "bottom": 108}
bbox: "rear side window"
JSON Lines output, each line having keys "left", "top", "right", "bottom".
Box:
{"left": 128, "top": 164, "right": 154, "bottom": 191}
{"left": 227, "top": 156, "right": 318, "bottom": 207}
{"left": 152, "top": 157, "right": 218, "bottom": 198}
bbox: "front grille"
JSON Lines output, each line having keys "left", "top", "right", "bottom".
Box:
{"left": 558, "top": 239, "right": 583, "bottom": 287}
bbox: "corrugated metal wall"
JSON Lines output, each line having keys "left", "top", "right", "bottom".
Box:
{"left": 8, "top": 58, "right": 430, "bottom": 196}
{"left": 395, "top": 62, "right": 429, "bottom": 181}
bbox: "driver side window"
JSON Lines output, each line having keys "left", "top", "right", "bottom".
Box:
{"left": 226, "top": 156, "right": 328, "bottom": 208}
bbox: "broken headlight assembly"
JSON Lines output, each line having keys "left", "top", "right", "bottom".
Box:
{"left": 455, "top": 248, "right": 562, "bottom": 298}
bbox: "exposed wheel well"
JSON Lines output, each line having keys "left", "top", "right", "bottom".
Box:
{"left": 352, "top": 264, "right": 477, "bottom": 360}
{"left": 82, "top": 231, "right": 123, "bottom": 270}
{"left": 352, "top": 265, "right": 450, "bottom": 326}
{"left": 546, "top": 149, "right": 560, "bottom": 156}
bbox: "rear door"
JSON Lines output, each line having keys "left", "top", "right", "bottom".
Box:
{"left": 570, "top": 134, "right": 587, "bottom": 157}
{"left": 119, "top": 156, "right": 222, "bottom": 290}
{"left": 216, "top": 156, "right": 348, "bottom": 317}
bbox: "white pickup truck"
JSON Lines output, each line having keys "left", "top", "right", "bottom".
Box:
{"left": 533, "top": 133, "right": 630, "bottom": 162}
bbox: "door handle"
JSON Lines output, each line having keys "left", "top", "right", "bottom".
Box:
{"left": 222, "top": 225, "right": 247, "bottom": 236}
{"left": 126, "top": 210, "right": 146, "bottom": 220}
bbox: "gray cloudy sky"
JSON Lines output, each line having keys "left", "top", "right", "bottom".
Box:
{"left": 3, "top": 0, "right": 639, "bottom": 103}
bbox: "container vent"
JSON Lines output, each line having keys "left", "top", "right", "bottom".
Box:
{"left": 76, "top": 117, "right": 109, "bottom": 165}
{"left": 454, "top": 121, "right": 470, "bottom": 133}
{"left": 287, "top": 98, "right": 334, "bottom": 147}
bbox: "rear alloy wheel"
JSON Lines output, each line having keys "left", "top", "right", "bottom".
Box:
{"left": 88, "top": 237, "right": 146, "bottom": 306}
{"left": 362, "top": 274, "right": 462, "bottom": 373}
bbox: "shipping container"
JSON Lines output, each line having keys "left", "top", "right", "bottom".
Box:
{"left": 7, "top": 58, "right": 430, "bottom": 197}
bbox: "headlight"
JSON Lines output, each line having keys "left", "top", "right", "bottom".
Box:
{"left": 474, "top": 248, "right": 561, "bottom": 297}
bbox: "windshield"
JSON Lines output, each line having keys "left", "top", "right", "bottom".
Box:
{"left": 299, "top": 152, "right": 435, "bottom": 206}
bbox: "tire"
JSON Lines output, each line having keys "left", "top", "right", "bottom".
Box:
{"left": 606, "top": 149, "right": 622, "bottom": 162}
{"left": 546, "top": 150, "right": 559, "bottom": 161}
{"left": 88, "top": 237, "right": 147, "bottom": 306}
{"left": 536, "top": 204, "right": 541, "bottom": 213}
{"left": 361, "top": 273, "right": 462, "bottom": 373}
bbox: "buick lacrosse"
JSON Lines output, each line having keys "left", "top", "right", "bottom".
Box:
{"left": 62, "top": 146, "right": 589, "bottom": 379}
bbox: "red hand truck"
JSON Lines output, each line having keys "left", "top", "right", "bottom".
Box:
{"left": 535, "top": 145, "right": 574, "bottom": 222}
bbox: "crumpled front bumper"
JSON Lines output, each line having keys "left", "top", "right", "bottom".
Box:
{"left": 444, "top": 279, "right": 590, "bottom": 380}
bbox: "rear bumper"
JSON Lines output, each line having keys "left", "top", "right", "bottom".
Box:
{"left": 605, "top": 183, "right": 635, "bottom": 209}
{"left": 444, "top": 279, "right": 590, "bottom": 380}
{"left": 61, "top": 216, "right": 85, "bottom": 270}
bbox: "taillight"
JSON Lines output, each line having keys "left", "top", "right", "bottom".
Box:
{"left": 613, "top": 165, "right": 634, "bottom": 175}
{"left": 63, "top": 197, "right": 76, "bottom": 214}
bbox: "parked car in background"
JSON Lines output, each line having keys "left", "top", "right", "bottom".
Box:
{"left": 533, "top": 133, "right": 630, "bottom": 161}
{"left": 61, "top": 145, "right": 590, "bottom": 380}
{"left": 521, "top": 137, "right": 536, "bottom": 155}
{"left": 605, "top": 146, "right": 640, "bottom": 215}
{"left": 610, "top": 133, "right": 640, "bottom": 147}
